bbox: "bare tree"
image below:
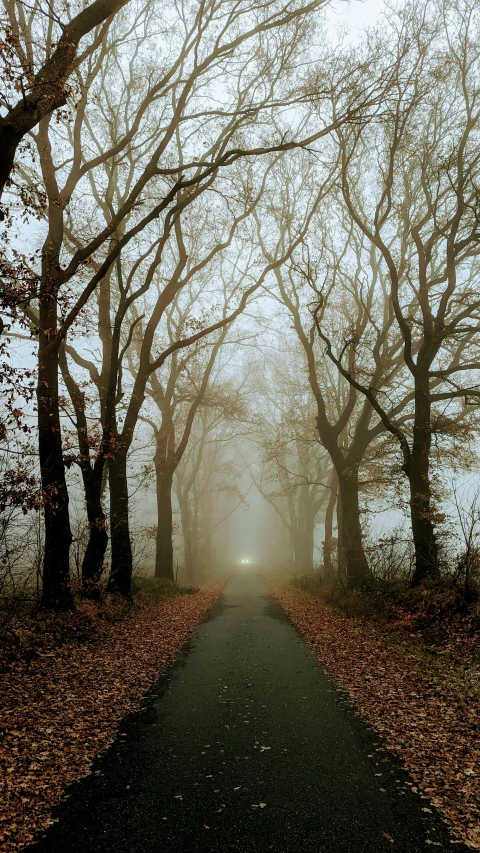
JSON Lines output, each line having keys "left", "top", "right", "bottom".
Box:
{"left": 0, "top": 0, "right": 138, "bottom": 196}
{"left": 247, "top": 349, "right": 332, "bottom": 574}
{"left": 334, "top": 0, "right": 480, "bottom": 584}
{"left": 5, "top": 0, "right": 372, "bottom": 608}
{"left": 253, "top": 155, "right": 408, "bottom": 585}
{"left": 175, "top": 384, "right": 248, "bottom": 583}
{"left": 139, "top": 317, "right": 229, "bottom": 582}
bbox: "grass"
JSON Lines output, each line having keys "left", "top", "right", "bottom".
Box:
{"left": 132, "top": 575, "right": 199, "bottom": 606}
{"left": 289, "top": 572, "right": 480, "bottom": 664}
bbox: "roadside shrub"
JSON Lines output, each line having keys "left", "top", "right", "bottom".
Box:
{"left": 291, "top": 573, "right": 324, "bottom": 595}
{"left": 133, "top": 576, "right": 199, "bottom": 606}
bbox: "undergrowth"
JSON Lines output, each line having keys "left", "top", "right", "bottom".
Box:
{"left": 132, "top": 576, "right": 199, "bottom": 605}
{"left": 0, "top": 576, "right": 200, "bottom": 665}
{"left": 290, "top": 573, "right": 480, "bottom": 661}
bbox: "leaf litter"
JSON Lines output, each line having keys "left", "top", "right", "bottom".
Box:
{"left": 0, "top": 585, "right": 221, "bottom": 852}
{"left": 272, "top": 585, "right": 480, "bottom": 850}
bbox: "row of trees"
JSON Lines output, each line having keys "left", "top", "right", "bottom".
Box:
{"left": 1, "top": 0, "right": 362, "bottom": 607}
{"left": 1, "top": 0, "right": 480, "bottom": 607}
{"left": 250, "top": 0, "right": 480, "bottom": 592}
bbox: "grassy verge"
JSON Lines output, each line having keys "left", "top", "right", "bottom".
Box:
{"left": 290, "top": 573, "right": 480, "bottom": 666}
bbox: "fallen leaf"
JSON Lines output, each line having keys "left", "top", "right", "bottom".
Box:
{"left": 0, "top": 586, "right": 222, "bottom": 852}
{"left": 271, "top": 584, "right": 480, "bottom": 851}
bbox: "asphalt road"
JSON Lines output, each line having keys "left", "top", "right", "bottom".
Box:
{"left": 27, "top": 573, "right": 467, "bottom": 852}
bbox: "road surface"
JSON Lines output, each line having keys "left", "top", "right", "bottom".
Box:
{"left": 27, "top": 573, "right": 466, "bottom": 852}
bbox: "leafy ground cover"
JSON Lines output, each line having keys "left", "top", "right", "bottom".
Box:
{"left": 271, "top": 583, "right": 480, "bottom": 850}
{"left": 0, "top": 584, "right": 222, "bottom": 851}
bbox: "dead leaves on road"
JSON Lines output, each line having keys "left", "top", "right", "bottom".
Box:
{"left": 0, "top": 586, "right": 221, "bottom": 852}
{"left": 272, "top": 585, "right": 480, "bottom": 850}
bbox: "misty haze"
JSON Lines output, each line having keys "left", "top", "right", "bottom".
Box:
{"left": 0, "top": 0, "right": 479, "bottom": 850}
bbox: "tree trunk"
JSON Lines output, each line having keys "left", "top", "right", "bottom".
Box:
{"left": 155, "top": 464, "right": 174, "bottom": 581}
{"left": 291, "top": 527, "right": 302, "bottom": 575}
{"left": 302, "top": 498, "right": 315, "bottom": 574}
{"left": 337, "top": 466, "right": 369, "bottom": 588}
{"left": 288, "top": 529, "right": 295, "bottom": 571}
{"left": 59, "top": 347, "right": 109, "bottom": 596}
{"left": 190, "top": 481, "right": 201, "bottom": 579}
{"left": 81, "top": 465, "right": 108, "bottom": 595}
{"left": 37, "top": 313, "right": 73, "bottom": 611}
{"left": 107, "top": 449, "right": 133, "bottom": 597}
{"left": 179, "top": 495, "right": 194, "bottom": 584}
{"left": 0, "top": 127, "right": 19, "bottom": 201}
{"left": 323, "top": 473, "right": 337, "bottom": 575}
{"left": 201, "top": 490, "right": 214, "bottom": 575}
{"left": 336, "top": 486, "right": 345, "bottom": 580}
{"left": 408, "top": 382, "right": 439, "bottom": 585}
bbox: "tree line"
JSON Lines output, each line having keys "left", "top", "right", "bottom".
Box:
{"left": 1, "top": 0, "right": 480, "bottom": 609}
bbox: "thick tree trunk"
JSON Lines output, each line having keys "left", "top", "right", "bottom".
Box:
{"left": 337, "top": 466, "right": 369, "bottom": 588}
{"left": 291, "top": 527, "right": 302, "bottom": 575}
{"left": 302, "top": 501, "right": 315, "bottom": 574}
{"left": 323, "top": 475, "right": 337, "bottom": 575}
{"left": 408, "top": 383, "right": 439, "bottom": 586}
{"left": 59, "top": 346, "right": 108, "bottom": 597}
{"left": 81, "top": 466, "right": 108, "bottom": 595}
{"left": 37, "top": 313, "right": 73, "bottom": 611}
{"left": 0, "top": 127, "right": 19, "bottom": 202}
{"left": 155, "top": 464, "right": 174, "bottom": 581}
{"left": 107, "top": 450, "right": 133, "bottom": 597}
{"left": 336, "top": 486, "right": 345, "bottom": 580}
{"left": 201, "top": 491, "right": 214, "bottom": 575}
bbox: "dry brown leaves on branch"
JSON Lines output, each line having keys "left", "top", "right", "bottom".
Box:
{"left": 271, "top": 585, "right": 480, "bottom": 850}
{"left": 0, "top": 586, "right": 221, "bottom": 852}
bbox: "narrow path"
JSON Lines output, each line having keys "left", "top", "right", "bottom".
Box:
{"left": 27, "top": 574, "right": 467, "bottom": 852}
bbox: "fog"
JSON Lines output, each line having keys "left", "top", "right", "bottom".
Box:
{"left": 1, "top": 0, "right": 480, "bottom": 608}
{"left": 3, "top": 5, "right": 480, "bottom": 851}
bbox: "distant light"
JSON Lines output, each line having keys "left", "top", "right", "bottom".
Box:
{"left": 240, "top": 558, "right": 251, "bottom": 564}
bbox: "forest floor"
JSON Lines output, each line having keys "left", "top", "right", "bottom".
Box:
{"left": 271, "top": 583, "right": 480, "bottom": 850}
{"left": 0, "top": 583, "right": 222, "bottom": 852}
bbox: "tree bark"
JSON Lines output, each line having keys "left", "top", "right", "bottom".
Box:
{"left": 0, "top": 0, "right": 130, "bottom": 198}
{"left": 407, "top": 382, "right": 439, "bottom": 585}
{"left": 38, "top": 328, "right": 74, "bottom": 610}
{"left": 336, "top": 488, "right": 345, "bottom": 580}
{"left": 179, "top": 494, "right": 194, "bottom": 584}
{"left": 323, "top": 472, "right": 337, "bottom": 575}
{"left": 59, "top": 346, "right": 108, "bottom": 596}
{"left": 201, "top": 490, "right": 214, "bottom": 576}
{"left": 302, "top": 497, "right": 315, "bottom": 574}
{"left": 337, "top": 465, "right": 369, "bottom": 587}
{"left": 155, "top": 464, "right": 175, "bottom": 581}
{"left": 0, "top": 128, "right": 18, "bottom": 202}
{"left": 107, "top": 449, "right": 132, "bottom": 596}
{"left": 291, "top": 528, "right": 302, "bottom": 575}
{"left": 81, "top": 465, "right": 108, "bottom": 594}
